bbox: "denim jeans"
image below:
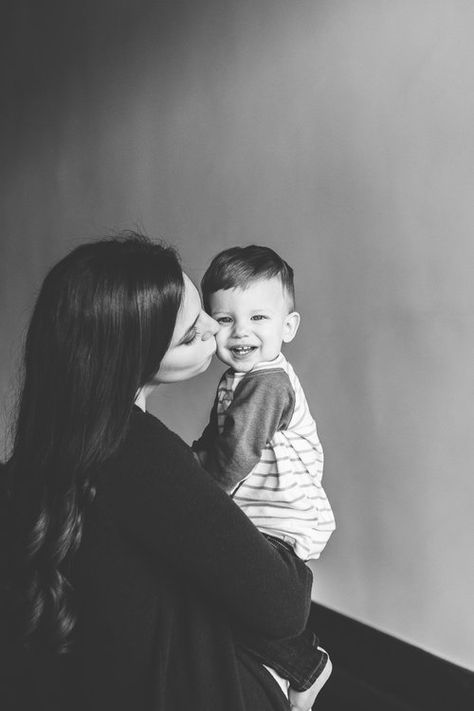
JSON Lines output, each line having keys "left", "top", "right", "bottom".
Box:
{"left": 241, "top": 535, "right": 328, "bottom": 692}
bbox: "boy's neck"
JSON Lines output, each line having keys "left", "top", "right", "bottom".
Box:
{"left": 228, "top": 351, "right": 284, "bottom": 375}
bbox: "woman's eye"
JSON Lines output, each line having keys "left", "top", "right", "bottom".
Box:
{"left": 182, "top": 328, "right": 198, "bottom": 345}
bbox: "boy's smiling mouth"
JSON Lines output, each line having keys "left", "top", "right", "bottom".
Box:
{"left": 230, "top": 345, "right": 257, "bottom": 357}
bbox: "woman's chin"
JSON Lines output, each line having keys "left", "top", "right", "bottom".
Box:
{"left": 186, "top": 354, "right": 214, "bottom": 381}
{"left": 199, "top": 353, "right": 214, "bottom": 374}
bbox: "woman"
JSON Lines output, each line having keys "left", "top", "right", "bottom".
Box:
{"left": 2, "top": 234, "right": 316, "bottom": 711}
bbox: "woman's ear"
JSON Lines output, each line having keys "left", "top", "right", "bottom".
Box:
{"left": 282, "top": 311, "right": 301, "bottom": 343}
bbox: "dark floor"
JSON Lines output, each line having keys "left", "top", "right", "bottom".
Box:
{"left": 308, "top": 604, "right": 474, "bottom": 711}
{"left": 314, "top": 667, "right": 418, "bottom": 711}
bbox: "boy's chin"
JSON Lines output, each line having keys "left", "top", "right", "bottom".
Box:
{"left": 217, "top": 351, "right": 260, "bottom": 372}
{"left": 215, "top": 352, "right": 236, "bottom": 368}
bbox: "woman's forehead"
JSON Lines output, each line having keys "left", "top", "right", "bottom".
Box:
{"left": 174, "top": 274, "right": 201, "bottom": 334}
{"left": 182, "top": 274, "right": 200, "bottom": 307}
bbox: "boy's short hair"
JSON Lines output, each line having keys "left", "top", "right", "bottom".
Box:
{"left": 201, "top": 245, "right": 295, "bottom": 312}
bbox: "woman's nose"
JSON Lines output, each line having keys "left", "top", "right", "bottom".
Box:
{"left": 201, "top": 313, "right": 219, "bottom": 340}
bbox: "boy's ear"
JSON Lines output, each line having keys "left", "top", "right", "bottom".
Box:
{"left": 282, "top": 311, "right": 300, "bottom": 343}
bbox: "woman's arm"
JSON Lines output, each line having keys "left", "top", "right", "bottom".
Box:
{"left": 102, "top": 410, "right": 312, "bottom": 641}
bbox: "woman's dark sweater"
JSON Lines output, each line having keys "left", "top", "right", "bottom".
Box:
{"left": 32, "top": 407, "right": 313, "bottom": 710}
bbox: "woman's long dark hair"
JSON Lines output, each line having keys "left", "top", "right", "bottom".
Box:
{"left": 6, "top": 233, "right": 183, "bottom": 654}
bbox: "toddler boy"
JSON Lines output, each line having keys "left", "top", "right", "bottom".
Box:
{"left": 194, "top": 245, "right": 335, "bottom": 560}
{"left": 194, "top": 245, "right": 336, "bottom": 705}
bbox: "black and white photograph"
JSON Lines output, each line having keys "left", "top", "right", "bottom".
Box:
{"left": 1, "top": 2, "right": 473, "bottom": 709}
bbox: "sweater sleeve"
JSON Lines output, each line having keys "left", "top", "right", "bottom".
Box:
{"left": 204, "top": 370, "right": 295, "bottom": 490}
{"left": 101, "top": 410, "right": 312, "bottom": 641}
{"left": 192, "top": 391, "right": 219, "bottom": 458}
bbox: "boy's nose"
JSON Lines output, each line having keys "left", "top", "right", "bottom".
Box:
{"left": 232, "top": 320, "right": 248, "bottom": 337}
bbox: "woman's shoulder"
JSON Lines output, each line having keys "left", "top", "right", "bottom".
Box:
{"left": 94, "top": 407, "right": 221, "bottom": 529}
{"left": 117, "top": 406, "right": 196, "bottom": 475}
{"left": 95, "top": 406, "right": 200, "bottom": 503}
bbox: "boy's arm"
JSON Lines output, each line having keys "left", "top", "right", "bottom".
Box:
{"left": 204, "top": 370, "right": 295, "bottom": 491}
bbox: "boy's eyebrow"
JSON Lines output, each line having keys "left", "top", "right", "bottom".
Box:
{"left": 177, "top": 314, "right": 200, "bottom": 345}
{"left": 249, "top": 307, "right": 275, "bottom": 314}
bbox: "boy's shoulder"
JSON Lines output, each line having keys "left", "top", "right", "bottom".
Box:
{"left": 217, "top": 354, "right": 306, "bottom": 405}
{"left": 242, "top": 354, "right": 308, "bottom": 402}
{"left": 250, "top": 352, "right": 291, "bottom": 375}
{"left": 230, "top": 354, "right": 295, "bottom": 398}
{"left": 243, "top": 352, "right": 299, "bottom": 384}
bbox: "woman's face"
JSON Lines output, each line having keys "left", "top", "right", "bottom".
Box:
{"left": 153, "top": 274, "right": 218, "bottom": 384}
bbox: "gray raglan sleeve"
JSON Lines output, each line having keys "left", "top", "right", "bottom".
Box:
{"left": 204, "top": 370, "right": 295, "bottom": 491}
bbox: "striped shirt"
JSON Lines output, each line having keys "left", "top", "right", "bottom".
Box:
{"left": 195, "top": 353, "right": 335, "bottom": 560}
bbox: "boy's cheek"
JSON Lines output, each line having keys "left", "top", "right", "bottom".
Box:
{"left": 215, "top": 341, "right": 232, "bottom": 365}
{"left": 215, "top": 331, "right": 227, "bottom": 349}
{"left": 216, "top": 343, "right": 228, "bottom": 359}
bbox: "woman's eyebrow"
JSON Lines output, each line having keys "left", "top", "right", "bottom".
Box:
{"left": 177, "top": 314, "right": 200, "bottom": 345}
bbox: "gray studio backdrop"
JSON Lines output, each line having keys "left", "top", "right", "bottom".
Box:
{"left": 1, "top": 0, "right": 473, "bottom": 670}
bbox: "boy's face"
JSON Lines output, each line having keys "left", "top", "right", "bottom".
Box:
{"left": 208, "top": 277, "right": 300, "bottom": 372}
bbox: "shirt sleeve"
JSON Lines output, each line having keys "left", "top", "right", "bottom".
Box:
{"left": 204, "top": 370, "right": 295, "bottom": 491}
{"left": 101, "top": 411, "right": 312, "bottom": 642}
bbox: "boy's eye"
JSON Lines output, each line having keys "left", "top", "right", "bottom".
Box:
{"left": 216, "top": 316, "right": 232, "bottom": 325}
{"left": 251, "top": 314, "right": 267, "bottom": 321}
